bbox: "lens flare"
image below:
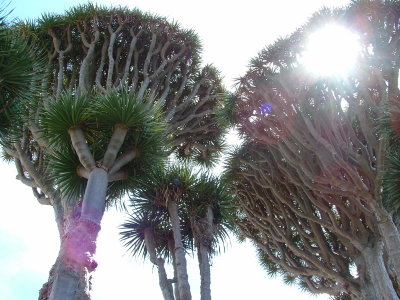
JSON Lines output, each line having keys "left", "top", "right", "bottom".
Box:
{"left": 300, "top": 24, "right": 361, "bottom": 77}
{"left": 260, "top": 102, "right": 272, "bottom": 115}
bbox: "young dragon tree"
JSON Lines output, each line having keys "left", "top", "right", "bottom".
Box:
{"left": 120, "top": 209, "right": 175, "bottom": 300}
{"left": 187, "top": 173, "right": 234, "bottom": 300}
{"left": 3, "top": 3, "right": 226, "bottom": 299}
{"left": 120, "top": 168, "right": 235, "bottom": 300}
{"left": 132, "top": 164, "right": 196, "bottom": 300}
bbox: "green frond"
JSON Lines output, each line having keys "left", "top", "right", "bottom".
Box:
{"left": 135, "top": 163, "right": 198, "bottom": 206}
{"left": 257, "top": 248, "right": 280, "bottom": 278}
{"left": 216, "top": 92, "right": 239, "bottom": 128}
{"left": 382, "top": 148, "right": 400, "bottom": 214}
{"left": 0, "top": 13, "right": 46, "bottom": 115}
{"left": 119, "top": 208, "right": 170, "bottom": 260}
{"left": 37, "top": 13, "right": 65, "bottom": 31}
{"left": 92, "top": 89, "right": 162, "bottom": 129}
{"left": 40, "top": 92, "right": 92, "bottom": 149}
{"left": 47, "top": 146, "right": 86, "bottom": 200}
{"left": 0, "top": 99, "right": 25, "bottom": 147}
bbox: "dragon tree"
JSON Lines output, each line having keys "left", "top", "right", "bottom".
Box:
{"left": 120, "top": 166, "right": 234, "bottom": 300}
{"left": 225, "top": 1, "right": 400, "bottom": 299}
{"left": 2, "top": 4, "right": 226, "bottom": 299}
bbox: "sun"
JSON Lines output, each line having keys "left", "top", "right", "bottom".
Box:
{"left": 299, "top": 24, "right": 361, "bottom": 77}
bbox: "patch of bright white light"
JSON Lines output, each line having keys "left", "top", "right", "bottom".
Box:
{"left": 300, "top": 25, "right": 360, "bottom": 76}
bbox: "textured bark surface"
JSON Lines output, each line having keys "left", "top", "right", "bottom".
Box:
{"left": 168, "top": 200, "right": 192, "bottom": 300}
{"left": 39, "top": 257, "right": 91, "bottom": 300}
{"left": 229, "top": 2, "right": 400, "bottom": 296}
{"left": 197, "top": 245, "right": 211, "bottom": 300}
{"left": 194, "top": 206, "right": 213, "bottom": 300}
{"left": 377, "top": 212, "right": 400, "bottom": 281}
{"left": 361, "top": 242, "right": 399, "bottom": 300}
{"left": 144, "top": 228, "right": 175, "bottom": 300}
{"left": 39, "top": 204, "right": 93, "bottom": 300}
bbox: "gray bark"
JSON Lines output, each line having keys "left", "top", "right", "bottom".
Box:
{"left": 80, "top": 167, "right": 108, "bottom": 225}
{"left": 167, "top": 200, "right": 192, "bottom": 300}
{"left": 144, "top": 229, "right": 175, "bottom": 300}
{"left": 48, "top": 258, "right": 91, "bottom": 300}
{"left": 168, "top": 238, "right": 181, "bottom": 300}
{"left": 196, "top": 206, "right": 213, "bottom": 300}
{"left": 360, "top": 241, "right": 399, "bottom": 300}
{"left": 40, "top": 203, "right": 92, "bottom": 300}
{"left": 377, "top": 213, "right": 400, "bottom": 280}
{"left": 197, "top": 244, "right": 211, "bottom": 300}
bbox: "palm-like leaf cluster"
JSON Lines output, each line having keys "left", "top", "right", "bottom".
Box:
{"left": 120, "top": 163, "right": 236, "bottom": 297}
{"left": 42, "top": 89, "right": 168, "bottom": 201}
{"left": 0, "top": 5, "right": 45, "bottom": 145}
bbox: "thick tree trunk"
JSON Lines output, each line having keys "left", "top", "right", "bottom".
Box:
{"left": 167, "top": 200, "right": 192, "bottom": 300}
{"left": 39, "top": 256, "right": 91, "bottom": 300}
{"left": 47, "top": 258, "right": 91, "bottom": 300}
{"left": 80, "top": 167, "right": 108, "bottom": 225}
{"left": 197, "top": 244, "right": 211, "bottom": 300}
{"left": 39, "top": 203, "right": 93, "bottom": 300}
{"left": 42, "top": 167, "right": 107, "bottom": 299}
{"left": 377, "top": 213, "right": 400, "bottom": 280}
{"left": 360, "top": 241, "right": 399, "bottom": 300}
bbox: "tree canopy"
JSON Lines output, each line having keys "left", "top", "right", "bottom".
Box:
{"left": 225, "top": 0, "right": 400, "bottom": 299}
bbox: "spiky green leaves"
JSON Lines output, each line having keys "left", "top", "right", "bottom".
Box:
{"left": 382, "top": 148, "right": 400, "bottom": 215}
{"left": 41, "top": 93, "right": 91, "bottom": 149}
{"left": 48, "top": 145, "right": 86, "bottom": 201}
{"left": 42, "top": 89, "right": 169, "bottom": 200}
{"left": 0, "top": 21, "right": 44, "bottom": 107}
{"left": 93, "top": 90, "right": 163, "bottom": 130}
{"left": 119, "top": 209, "right": 166, "bottom": 259}
{"left": 0, "top": 5, "right": 45, "bottom": 147}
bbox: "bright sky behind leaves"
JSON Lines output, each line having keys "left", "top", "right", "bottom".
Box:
{"left": 1, "top": 1, "right": 351, "bottom": 299}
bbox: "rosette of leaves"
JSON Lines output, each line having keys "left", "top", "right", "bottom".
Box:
{"left": 41, "top": 89, "right": 169, "bottom": 204}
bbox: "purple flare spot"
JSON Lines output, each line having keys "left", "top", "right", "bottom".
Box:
{"left": 260, "top": 102, "right": 272, "bottom": 115}
{"left": 172, "top": 178, "right": 181, "bottom": 185}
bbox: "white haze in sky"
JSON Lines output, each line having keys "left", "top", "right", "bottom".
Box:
{"left": 1, "top": 1, "right": 351, "bottom": 299}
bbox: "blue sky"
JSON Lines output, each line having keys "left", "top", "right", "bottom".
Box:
{"left": 1, "top": 1, "right": 351, "bottom": 299}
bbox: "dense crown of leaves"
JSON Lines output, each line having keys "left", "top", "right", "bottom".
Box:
{"left": 120, "top": 165, "right": 235, "bottom": 260}
{"left": 42, "top": 89, "right": 168, "bottom": 202}
{"left": 25, "top": 3, "right": 227, "bottom": 164}
{"left": 0, "top": 5, "right": 45, "bottom": 145}
{"left": 226, "top": 0, "right": 400, "bottom": 298}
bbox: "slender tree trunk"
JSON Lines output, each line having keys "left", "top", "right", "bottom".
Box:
{"left": 156, "top": 259, "right": 175, "bottom": 300}
{"left": 197, "top": 244, "right": 211, "bottom": 300}
{"left": 167, "top": 200, "right": 192, "bottom": 300}
{"left": 144, "top": 228, "right": 175, "bottom": 300}
{"left": 360, "top": 241, "right": 399, "bottom": 300}
{"left": 196, "top": 206, "right": 213, "bottom": 300}
{"left": 168, "top": 238, "right": 180, "bottom": 300}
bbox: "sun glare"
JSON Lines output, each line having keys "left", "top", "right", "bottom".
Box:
{"left": 300, "top": 24, "right": 360, "bottom": 77}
